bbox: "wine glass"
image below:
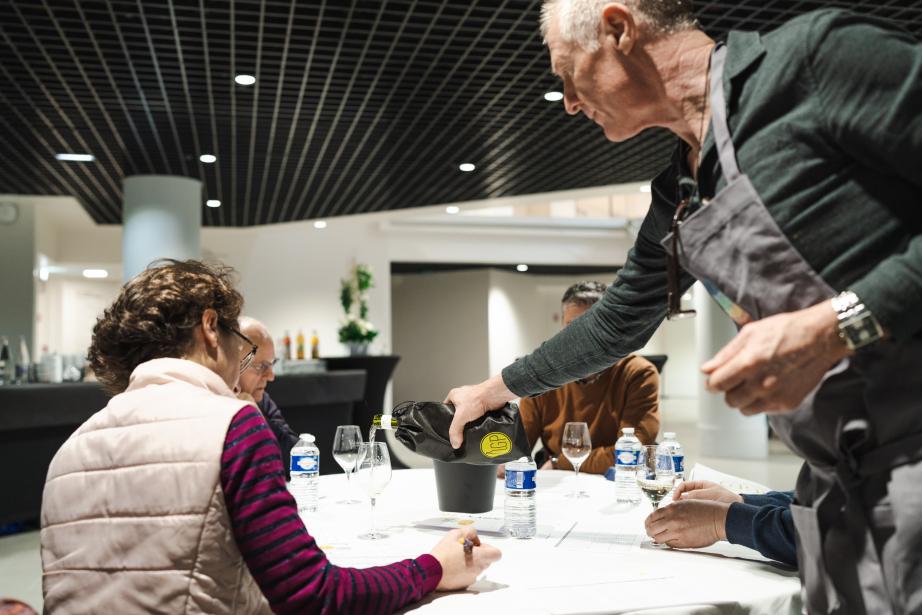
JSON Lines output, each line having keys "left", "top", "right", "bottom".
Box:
{"left": 355, "top": 442, "right": 392, "bottom": 540}
{"left": 332, "top": 425, "right": 363, "bottom": 504}
{"left": 562, "top": 422, "right": 591, "bottom": 498}
{"left": 637, "top": 444, "right": 676, "bottom": 548}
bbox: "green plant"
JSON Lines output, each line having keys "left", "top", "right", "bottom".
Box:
{"left": 338, "top": 264, "right": 378, "bottom": 344}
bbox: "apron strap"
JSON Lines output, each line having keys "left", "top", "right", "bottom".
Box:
{"left": 708, "top": 44, "right": 741, "bottom": 182}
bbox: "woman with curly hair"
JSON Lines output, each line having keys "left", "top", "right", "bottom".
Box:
{"left": 40, "top": 259, "right": 499, "bottom": 615}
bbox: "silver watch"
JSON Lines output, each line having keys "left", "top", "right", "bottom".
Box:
{"left": 831, "top": 291, "right": 884, "bottom": 351}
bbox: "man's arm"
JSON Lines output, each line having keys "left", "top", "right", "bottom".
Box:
{"left": 811, "top": 10, "right": 922, "bottom": 341}
{"left": 500, "top": 164, "right": 686, "bottom": 399}
{"left": 619, "top": 359, "right": 661, "bottom": 445}
{"left": 725, "top": 501, "right": 797, "bottom": 568}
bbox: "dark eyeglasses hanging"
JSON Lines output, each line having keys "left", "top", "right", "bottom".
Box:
{"left": 666, "top": 176, "right": 699, "bottom": 320}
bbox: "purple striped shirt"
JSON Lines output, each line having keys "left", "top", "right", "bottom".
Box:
{"left": 221, "top": 406, "right": 442, "bottom": 613}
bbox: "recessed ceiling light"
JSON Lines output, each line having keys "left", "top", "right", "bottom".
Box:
{"left": 640, "top": 184, "right": 652, "bottom": 193}
{"left": 445, "top": 206, "right": 460, "bottom": 215}
{"left": 55, "top": 153, "right": 95, "bottom": 162}
{"left": 459, "top": 163, "right": 475, "bottom": 172}
{"left": 199, "top": 154, "right": 217, "bottom": 163}
{"left": 83, "top": 269, "right": 108, "bottom": 279}
{"left": 205, "top": 199, "right": 221, "bottom": 208}
{"left": 235, "top": 74, "right": 256, "bottom": 86}
{"left": 516, "top": 264, "right": 529, "bottom": 272}
{"left": 313, "top": 220, "right": 327, "bottom": 229}
{"left": 544, "top": 91, "right": 563, "bottom": 102}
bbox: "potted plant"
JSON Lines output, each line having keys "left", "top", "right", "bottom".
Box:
{"left": 338, "top": 263, "right": 378, "bottom": 356}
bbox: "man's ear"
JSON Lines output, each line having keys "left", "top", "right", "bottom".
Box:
{"left": 201, "top": 308, "right": 221, "bottom": 351}
{"left": 601, "top": 3, "right": 637, "bottom": 55}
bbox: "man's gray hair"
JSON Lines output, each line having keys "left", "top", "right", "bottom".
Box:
{"left": 562, "top": 281, "right": 608, "bottom": 307}
{"left": 541, "top": 0, "right": 697, "bottom": 51}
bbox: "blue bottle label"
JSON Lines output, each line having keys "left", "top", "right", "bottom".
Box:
{"left": 506, "top": 469, "right": 536, "bottom": 490}
{"left": 672, "top": 455, "right": 685, "bottom": 474}
{"left": 615, "top": 448, "right": 640, "bottom": 467}
{"left": 291, "top": 454, "right": 319, "bottom": 475}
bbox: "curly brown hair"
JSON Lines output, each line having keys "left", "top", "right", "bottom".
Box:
{"left": 88, "top": 259, "right": 244, "bottom": 395}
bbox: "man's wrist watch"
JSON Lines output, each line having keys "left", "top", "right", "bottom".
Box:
{"left": 831, "top": 290, "right": 884, "bottom": 351}
{"left": 550, "top": 456, "right": 559, "bottom": 469}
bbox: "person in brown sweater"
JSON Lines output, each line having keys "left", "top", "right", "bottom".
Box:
{"left": 505, "top": 281, "right": 661, "bottom": 477}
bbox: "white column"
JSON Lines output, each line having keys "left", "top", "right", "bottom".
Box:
{"left": 694, "top": 282, "right": 768, "bottom": 459}
{"left": 0, "top": 198, "right": 36, "bottom": 348}
{"left": 122, "top": 175, "right": 202, "bottom": 282}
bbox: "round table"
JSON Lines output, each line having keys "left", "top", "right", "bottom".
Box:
{"left": 299, "top": 468, "right": 802, "bottom": 614}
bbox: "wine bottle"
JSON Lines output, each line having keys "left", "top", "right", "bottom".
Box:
{"left": 310, "top": 330, "right": 320, "bottom": 359}
{"left": 371, "top": 414, "right": 399, "bottom": 430}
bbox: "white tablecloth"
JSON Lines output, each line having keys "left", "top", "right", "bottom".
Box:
{"left": 300, "top": 468, "right": 802, "bottom": 615}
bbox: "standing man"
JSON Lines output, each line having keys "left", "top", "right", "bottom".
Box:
{"left": 237, "top": 317, "right": 299, "bottom": 471}
{"left": 444, "top": 2, "right": 922, "bottom": 612}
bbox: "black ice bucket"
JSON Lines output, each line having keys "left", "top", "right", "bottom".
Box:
{"left": 432, "top": 460, "right": 497, "bottom": 514}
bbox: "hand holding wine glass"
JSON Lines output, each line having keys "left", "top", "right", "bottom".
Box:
{"left": 332, "top": 425, "right": 363, "bottom": 504}
{"left": 636, "top": 444, "right": 676, "bottom": 548}
{"left": 562, "top": 422, "right": 591, "bottom": 498}
{"left": 355, "top": 442, "right": 392, "bottom": 540}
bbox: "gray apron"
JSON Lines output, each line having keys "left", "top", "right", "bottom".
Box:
{"left": 663, "top": 44, "right": 922, "bottom": 614}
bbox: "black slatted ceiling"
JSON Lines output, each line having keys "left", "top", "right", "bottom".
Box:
{"left": 0, "top": 0, "right": 920, "bottom": 226}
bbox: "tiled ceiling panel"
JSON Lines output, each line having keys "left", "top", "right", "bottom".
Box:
{"left": 1, "top": 0, "right": 919, "bottom": 226}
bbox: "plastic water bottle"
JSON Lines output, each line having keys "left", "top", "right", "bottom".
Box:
{"left": 504, "top": 457, "right": 537, "bottom": 539}
{"left": 657, "top": 432, "right": 685, "bottom": 481}
{"left": 290, "top": 433, "right": 320, "bottom": 513}
{"left": 614, "top": 427, "right": 642, "bottom": 503}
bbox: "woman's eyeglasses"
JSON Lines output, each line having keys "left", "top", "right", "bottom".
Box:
{"left": 221, "top": 323, "right": 258, "bottom": 374}
{"left": 666, "top": 177, "right": 699, "bottom": 321}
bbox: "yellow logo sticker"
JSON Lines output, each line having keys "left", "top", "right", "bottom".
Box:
{"left": 480, "top": 432, "right": 513, "bottom": 458}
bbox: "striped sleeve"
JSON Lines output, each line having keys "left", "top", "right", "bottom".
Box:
{"left": 220, "top": 406, "right": 442, "bottom": 614}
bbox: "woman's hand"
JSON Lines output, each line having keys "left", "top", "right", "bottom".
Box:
{"left": 430, "top": 528, "right": 502, "bottom": 591}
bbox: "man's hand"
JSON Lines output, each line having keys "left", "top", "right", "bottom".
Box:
{"left": 702, "top": 300, "right": 850, "bottom": 415}
{"left": 673, "top": 480, "right": 743, "bottom": 504}
{"left": 444, "top": 375, "right": 516, "bottom": 449}
{"left": 644, "top": 499, "right": 730, "bottom": 549}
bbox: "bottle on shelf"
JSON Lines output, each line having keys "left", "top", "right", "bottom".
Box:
{"left": 614, "top": 427, "right": 642, "bottom": 504}
{"left": 0, "top": 337, "right": 9, "bottom": 386}
{"left": 296, "top": 330, "right": 306, "bottom": 360}
{"left": 310, "top": 330, "right": 320, "bottom": 359}
{"left": 289, "top": 433, "right": 320, "bottom": 513}
{"left": 504, "top": 457, "right": 537, "bottom": 539}
{"left": 17, "top": 335, "right": 31, "bottom": 383}
{"left": 282, "top": 331, "right": 292, "bottom": 360}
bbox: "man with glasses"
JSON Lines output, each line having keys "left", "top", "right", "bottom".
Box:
{"left": 444, "top": 1, "right": 922, "bottom": 612}
{"left": 236, "top": 317, "right": 299, "bottom": 473}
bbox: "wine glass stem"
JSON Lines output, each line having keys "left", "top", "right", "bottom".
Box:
{"left": 370, "top": 497, "right": 376, "bottom": 535}
{"left": 574, "top": 464, "right": 581, "bottom": 492}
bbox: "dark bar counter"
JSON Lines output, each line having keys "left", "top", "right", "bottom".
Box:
{"left": 0, "top": 370, "right": 366, "bottom": 525}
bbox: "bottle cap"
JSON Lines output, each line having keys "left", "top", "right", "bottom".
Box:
{"left": 299, "top": 433, "right": 315, "bottom": 443}
{"left": 622, "top": 427, "right": 635, "bottom": 434}
{"left": 664, "top": 432, "right": 676, "bottom": 439}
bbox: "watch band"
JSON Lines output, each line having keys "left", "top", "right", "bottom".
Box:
{"left": 831, "top": 290, "right": 884, "bottom": 351}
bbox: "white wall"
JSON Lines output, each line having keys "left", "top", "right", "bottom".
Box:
{"left": 35, "top": 276, "right": 122, "bottom": 357}
{"left": 391, "top": 270, "right": 491, "bottom": 404}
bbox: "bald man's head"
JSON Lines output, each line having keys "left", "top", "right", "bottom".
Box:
{"left": 237, "top": 316, "right": 277, "bottom": 399}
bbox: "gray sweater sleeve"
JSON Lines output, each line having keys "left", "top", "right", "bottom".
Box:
{"left": 502, "top": 156, "right": 693, "bottom": 397}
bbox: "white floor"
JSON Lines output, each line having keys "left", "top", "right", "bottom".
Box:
{"left": 0, "top": 398, "right": 803, "bottom": 610}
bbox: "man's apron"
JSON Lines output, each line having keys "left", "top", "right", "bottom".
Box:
{"left": 662, "top": 44, "right": 922, "bottom": 614}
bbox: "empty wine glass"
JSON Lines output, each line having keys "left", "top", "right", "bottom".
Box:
{"left": 332, "top": 425, "right": 363, "bottom": 504}
{"left": 562, "top": 422, "right": 591, "bottom": 498}
{"left": 637, "top": 444, "right": 676, "bottom": 548}
{"left": 355, "top": 442, "right": 392, "bottom": 540}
